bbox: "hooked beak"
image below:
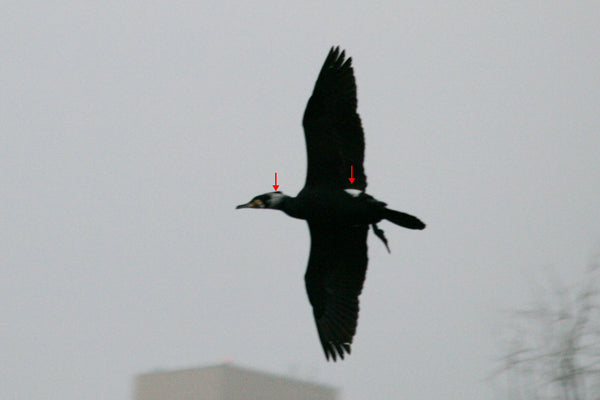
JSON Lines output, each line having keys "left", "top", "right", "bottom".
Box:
{"left": 236, "top": 198, "right": 264, "bottom": 209}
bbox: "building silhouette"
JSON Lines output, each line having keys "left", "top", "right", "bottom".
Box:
{"left": 134, "top": 363, "right": 338, "bottom": 400}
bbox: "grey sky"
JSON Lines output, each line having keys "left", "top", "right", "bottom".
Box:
{"left": 2, "top": 2, "right": 599, "bottom": 399}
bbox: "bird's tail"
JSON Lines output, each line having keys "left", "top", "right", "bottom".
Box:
{"left": 384, "top": 208, "right": 426, "bottom": 230}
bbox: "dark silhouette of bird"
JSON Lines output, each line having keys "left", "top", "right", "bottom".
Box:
{"left": 236, "top": 47, "right": 425, "bottom": 361}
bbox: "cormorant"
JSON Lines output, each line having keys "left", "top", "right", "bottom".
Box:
{"left": 237, "top": 47, "right": 425, "bottom": 361}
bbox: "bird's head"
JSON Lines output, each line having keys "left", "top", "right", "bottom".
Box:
{"left": 236, "top": 191, "right": 286, "bottom": 210}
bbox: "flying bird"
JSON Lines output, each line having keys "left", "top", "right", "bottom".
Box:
{"left": 237, "top": 47, "right": 425, "bottom": 361}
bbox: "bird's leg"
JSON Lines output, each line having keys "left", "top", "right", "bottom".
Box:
{"left": 371, "top": 223, "right": 391, "bottom": 253}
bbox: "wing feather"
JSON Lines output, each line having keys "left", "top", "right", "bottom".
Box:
{"left": 302, "top": 47, "right": 367, "bottom": 190}
{"left": 304, "top": 222, "right": 369, "bottom": 360}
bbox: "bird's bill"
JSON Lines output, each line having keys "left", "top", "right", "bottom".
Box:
{"left": 236, "top": 199, "right": 263, "bottom": 209}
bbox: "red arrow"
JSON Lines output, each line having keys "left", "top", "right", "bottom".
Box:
{"left": 273, "top": 172, "right": 279, "bottom": 190}
{"left": 348, "top": 165, "right": 355, "bottom": 184}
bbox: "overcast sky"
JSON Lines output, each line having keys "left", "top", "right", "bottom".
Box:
{"left": 2, "top": 2, "right": 600, "bottom": 399}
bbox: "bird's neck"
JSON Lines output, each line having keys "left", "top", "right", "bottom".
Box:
{"left": 278, "top": 195, "right": 304, "bottom": 220}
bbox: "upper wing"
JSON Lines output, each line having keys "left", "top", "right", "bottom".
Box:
{"left": 302, "top": 47, "right": 367, "bottom": 191}
{"left": 304, "top": 222, "right": 369, "bottom": 361}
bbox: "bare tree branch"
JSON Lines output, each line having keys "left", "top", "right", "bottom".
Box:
{"left": 494, "top": 257, "right": 600, "bottom": 400}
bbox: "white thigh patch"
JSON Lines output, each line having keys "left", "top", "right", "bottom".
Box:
{"left": 344, "top": 189, "right": 363, "bottom": 198}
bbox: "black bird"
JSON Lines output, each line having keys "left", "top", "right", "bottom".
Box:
{"left": 237, "top": 47, "right": 425, "bottom": 361}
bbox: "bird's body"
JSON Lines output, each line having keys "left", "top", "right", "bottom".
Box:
{"left": 280, "top": 188, "right": 386, "bottom": 225}
{"left": 237, "top": 47, "right": 425, "bottom": 361}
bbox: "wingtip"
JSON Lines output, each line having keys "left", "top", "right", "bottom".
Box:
{"left": 324, "top": 345, "right": 335, "bottom": 362}
{"left": 322, "top": 341, "right": 352, "bottom": 362}
{"left": 327, "top": 46, "right": 350, "bottom": 63}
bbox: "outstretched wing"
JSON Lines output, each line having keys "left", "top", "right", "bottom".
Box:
{"left": 304, "top": 222, "right": 369, "bottom": 361}
{"left": 302, "top": 47, "right": 367, "bottom": 191}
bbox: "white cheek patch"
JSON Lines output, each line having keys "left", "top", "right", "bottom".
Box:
{"left": 269, "top": 193, "right": 284, "bottom": 207}
{"left": 344, "top": 189, "right": 363, "bottom": 198}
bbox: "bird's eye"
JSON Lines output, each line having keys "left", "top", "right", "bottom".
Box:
{"left": 253, "top": 199, "right": 265, "bottom": 208}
